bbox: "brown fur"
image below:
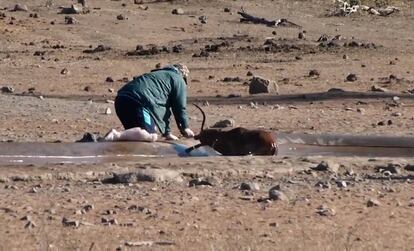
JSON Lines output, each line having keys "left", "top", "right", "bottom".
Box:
{"left": 185, "top": 104, "right": 278, "bottom": 156}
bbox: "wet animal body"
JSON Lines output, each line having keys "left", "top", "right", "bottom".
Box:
{"left": 185, "top": 104, "right": 278, "bottom": 156}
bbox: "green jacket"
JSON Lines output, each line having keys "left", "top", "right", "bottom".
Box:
{"left": 117, "top": 66, "right": 189, "bottom": 135}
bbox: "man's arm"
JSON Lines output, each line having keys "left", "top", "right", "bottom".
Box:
{"left": 171, "top": 81, "right": 189, "bottom": 132}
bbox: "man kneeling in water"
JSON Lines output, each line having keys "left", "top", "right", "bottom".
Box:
{"left": 104, "top": 63, "right": 194, "bottom": 142}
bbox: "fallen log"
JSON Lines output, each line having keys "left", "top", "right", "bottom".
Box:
{"left": 237, "top": 8, "right": 302, "bottom": 28}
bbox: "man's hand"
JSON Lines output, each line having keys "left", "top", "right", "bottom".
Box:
{"left": 182, "top": 128, "right": 195, "bottom": 138}
{"left": 165, "top": 133, "right": 179, "bottom": 141}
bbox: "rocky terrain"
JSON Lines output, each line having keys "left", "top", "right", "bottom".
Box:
{"left": 0, "top": 0, "right": 414, "bottom": 250}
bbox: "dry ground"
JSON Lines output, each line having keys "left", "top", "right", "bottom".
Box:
{"left": 1, "top": 0, "right": 414, "bottom": 250}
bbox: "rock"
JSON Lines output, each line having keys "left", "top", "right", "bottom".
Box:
{"left": 312, "top": 161, "right": 339, "bottom": 173}
{"left": 25, "top": 220, "right": 36, "bottom": 229}
{"left": 101, "top": 217, "right": 118, "bottom": 225}
{"left": 172, "top": 8, "right": 184, "bottom": 15}
{"left": 117, "top": 14, "right": 126, "bottom": 20}
{"left": 240, "top": 182, "right": 260, "bottom": 191}
{"left": 84, "top": 86, "right": 92, "bottom": 92}
{"left": 223, "top": 77, "right": 241, "bottom": 82}
{"left": 224, "top": 7, "right": 231, "bottom": 12}
{"left": 134, "top": 0, "right": 144, "bottom": 4}
{"left": 269, "top": 189, "right": 288, "bottom": 201}
{"left": 405, "top": 164, "right": 414, "bottom": 172}
{"left": 308, "top": 70, "right": 320, "bottom": 78}
{"left": 316, "top": 205, "right": 335, "bottom": 216}
{"left": 246, "top": 71, "right": 253, "bottom": 76}
{"left": 105, "top": 169, "right": 182, "bottom": 184}
{"left": 298, "top": 32, "right": 305, "bottom": 39}
{"left": 105, "top": 107, "right": 112, "bottom": 115}
{"left": 13, "top": 4, "right": 28, "bottom": 12}
{"left": 212, "top": 119, "right": 234, "bottom": 128}
{"left": 189, "top": 178, "right": 214, "bottom": 187}
{"left": 371, "top": 85, "right": 389, "bottom": 92}
{"left": 64, "top": 16, "right": 77, "bottom": 24}
{"left": 367, "top": 198, "right": 381, "bottom": 207}
{"left": 249, "top": 76, "right": 279, "bottom": 95}
{"left": 346, "top": 74, "right": 357, "bottom": 82}
{"left": 1, "top": 86, "right": 14, "bottom": 93}
{"left": 409, "top": 199, "right": 414, "bottom": 207}
{"left": 62, "top": 217, "right": 80, "bottom": 227}
{"left": 106, "top": 77, "right": 114, "bottom": 82}
{"left": 83, "top": 204, "right": 94, "bottom": 212}
{"left": 343, "top": 54, "right": 349, "bottom": 59}
{"left": 21, "top": 215, "right": 32, "bottom": 221}
{"left": 60, "top": 68, "right": 69, "bottom": 75}
{"left": 83, "top": 44, "right": 111, "bottom": 54}
{"left": 172, "top": 44, "right": 184, "bottom": 53}
{"left": 199, "top": 16, "right": 207, "bottom": 24}
{"left": 336, "top": 180, "right": 347, "bottom": 188}
{"left": 315, "top": 180, "right": 331, "bottom": 189}
{"left": 125, "top": 241, "right": 153, "bottom": 247}
{"left": 61, "top": 4, "right": 83, "bottom": 14}
{"left": 377, "top": 163, "right": 402, "bottom": 174}
{"left": 76, "top": 132, "right": 101, "bottom": 143}
{"left": 78, "top": 0, "right": 87, "bottom": 7}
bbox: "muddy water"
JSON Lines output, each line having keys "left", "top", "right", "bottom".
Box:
{"left": 1, "top": 133, "right": 414, "bottom": 165}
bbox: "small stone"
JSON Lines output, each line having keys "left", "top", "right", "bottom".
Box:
{"left": 61, "top": 4, "right": 82, "bottom": 14}
{"left": 249, "top": 76, "right": 279, "bottom": 95}
{"left": 405, "top": 164, "right": 414, "bottom": 172}
{"left": 367, "top": 198, "right": 381, "bottom": 207}
{"left": 78, "top": 0, "right": 87, "bottom": 7}
{"left": 134, "top": 0, "right": 144, "bottom": 4}
{"left": 62, "top": 217, "right": 80, "bottom": 227}
{"left": 117, "top": 14, "right": 126, "bottom": 20}
{"left": 246, "top": 71, "right": 253, "bottom": 76}
{"left": 308, "top": 70, "right": 320, "bottom": 78}
{"left": 346, "top": 74, "right": 357, "bottom": 82}
{"left": 199, "top": 16, "right": 207, "bottom": 24}
{"left": 240, "top": 182, "right": 260, "bottom": 191}
{"left": 312, "top": 161, "right": 339, "bottom": 173}
{"left": 316, "top": 205, "right": 335, "bottom": 216}
{"left": 298, "top": 32, "right": 305, "bottom": 39}
{"left": 106, "top": 77, "right": 114, "bottom": 82}
{"left": 105, "top": 108, "right": 112, "bottom": 115}
{"left": 212, "top": 119, "right": 234, "bottom": 128}
{"left": 371, "top": 85, "right": 389, "bottom": 92}
{"left": 64, "top": 16, "right": 77, "bottom": 24}
{"left": 343, "top": 54, "right": 348, "bottom": 59}
{"left": 13, "top": 4, "right": 28, "bottom": 12}
{"left": 83, "top": 204, "right": 94, "bottom": 212}
{"left": 1, "top": 86, "right": 14, "bottom": 93}
{"left": 269, "top": 189, "right": 288, "bottom": 201}
{"left": 60, "top": 68, "right": 69, "bottom": 75}
{"left": 172, "top": 8, "right": 184, "bottom": 15}
{"left": 84, "top": 86, "right": 92, "bottom": 92}
{"left": 125, "top": 241, "right": 153, "bottom": 247}
{"left": 21, "top": 215, "right": 32, "bottom": 221}
{"left": 336, "top": 180, "right": 347, "bottom": 188}
{"left": 25, "top": 220, "right": 36, "bottom": 229}
{"left": 408, "top": 199, "right": 414, "bottom": 207}
{"left": 268, "top": 185, "right": 288, "bottom": 201}
{"left": 315, "top": 180, "right": 331, "bottom": 189}
{"left": 224, "top": 7, "right": 231, "bottom": 12}
{"left": 189, "top": 178, "right": 214, "bottom": 187}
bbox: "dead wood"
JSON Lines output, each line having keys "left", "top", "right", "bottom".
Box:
{"left": 237, "top": 8, "right": 302, "bottom": 29}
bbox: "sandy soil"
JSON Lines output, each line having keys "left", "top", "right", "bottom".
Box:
{"left": 1, "top": 0, "right": 414, "bottom": 250}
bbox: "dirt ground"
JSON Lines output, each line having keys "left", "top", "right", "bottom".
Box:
{"left": 1, "top": 0, "right": 414, "bottom": 250}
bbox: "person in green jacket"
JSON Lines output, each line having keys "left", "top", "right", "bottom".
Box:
{"left": 104, "top": 63, "right": 194, "bottom": 142}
